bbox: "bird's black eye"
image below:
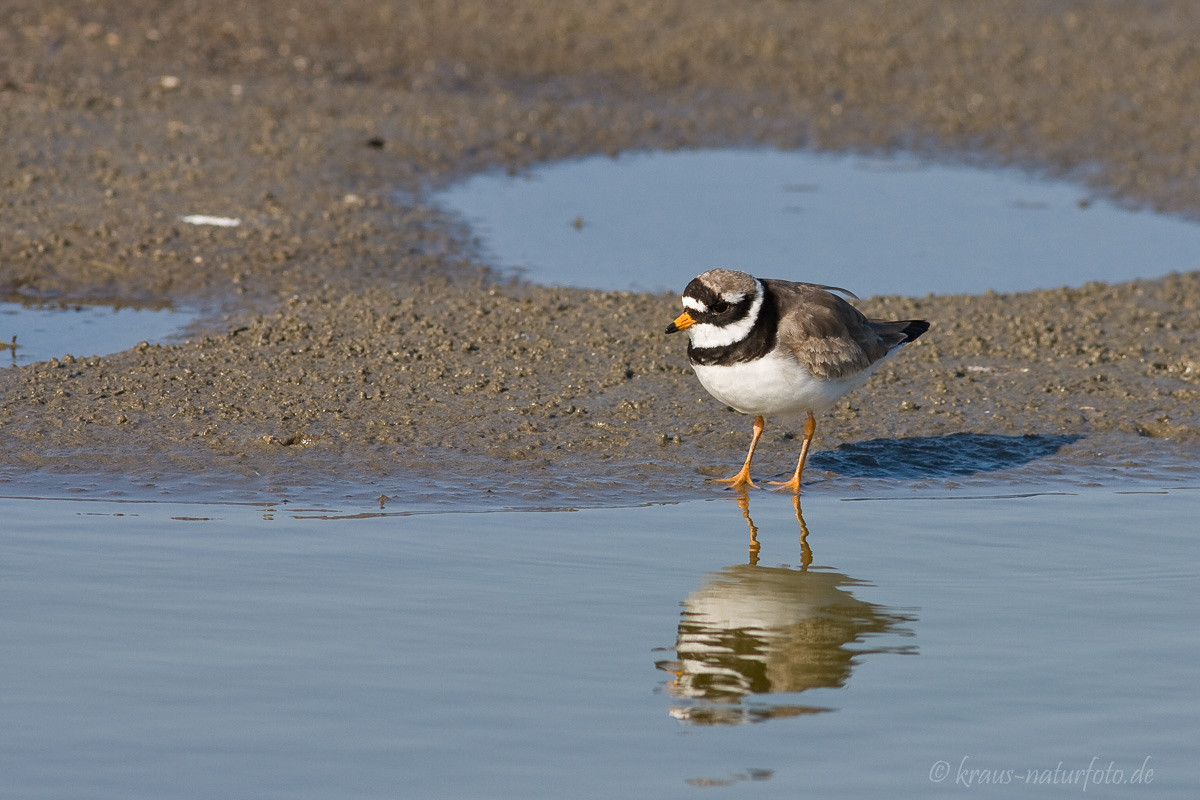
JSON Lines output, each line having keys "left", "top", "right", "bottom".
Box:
{"left": 711, "top": 300, "right": 730, "bottom": 314}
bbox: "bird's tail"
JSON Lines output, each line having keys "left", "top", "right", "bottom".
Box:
{"left": 869, "top": 318, "right": 930, "bottom": 349}
{"left": 898, "top": 319, "right": 930, "bottom": 343}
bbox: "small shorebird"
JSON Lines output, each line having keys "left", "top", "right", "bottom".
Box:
{"left": 665, "top": 269, "right": 929, "bottom": 492}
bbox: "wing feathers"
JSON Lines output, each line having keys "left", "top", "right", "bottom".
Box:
{"left": 763, "top": 279, "right": 928, "bottom": 379}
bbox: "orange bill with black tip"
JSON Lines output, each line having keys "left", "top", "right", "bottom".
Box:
{"left": 665, "top": 311, "right": 695, "bottom": 334}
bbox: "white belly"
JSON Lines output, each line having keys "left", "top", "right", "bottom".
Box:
{"left": 691, "top": 352, "right": 874, "bottom": 417}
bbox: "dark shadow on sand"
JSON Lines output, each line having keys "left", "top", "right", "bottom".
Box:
{"left": 808, "top": 433, "right": 1084, "bottom": 479}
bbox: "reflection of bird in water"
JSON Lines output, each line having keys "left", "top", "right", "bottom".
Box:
{"left": 656, "top": 492, "right": 916, "bottom": 725}
{"left": 743, "top": 492, "right": 811, "bottom": 567}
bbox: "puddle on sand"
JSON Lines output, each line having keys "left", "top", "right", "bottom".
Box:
{"left": 3, "top": 487, "right": 1197, "bottom": 798}
{"left": 433, "top": 149, "right": 1200, "bottom": 295}
{"left": 0, "top": 300, "right": 194, "bottom": 367}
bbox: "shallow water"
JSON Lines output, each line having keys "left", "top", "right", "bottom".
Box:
{"left": 3, "top": 487, "right": 1197, "bottom": 798}
{"left": 5, "top": 148, "right": 1199, "bottom": 798}
{"left": 0, "top": 300, "right": 193, "bottom": 367}
{"left": 434, "top": 149, "right": 1200, "bottom": 295}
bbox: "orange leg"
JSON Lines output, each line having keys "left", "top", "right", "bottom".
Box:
{"left": 713, "top": 414, "right": 764, "bottom": 490}
{"left": 770, "top": 411, "right": 817, "bottom": 493}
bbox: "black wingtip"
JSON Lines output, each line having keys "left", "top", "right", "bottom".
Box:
{"left": 902, "top": 320, "right": 931, "bottom": 342}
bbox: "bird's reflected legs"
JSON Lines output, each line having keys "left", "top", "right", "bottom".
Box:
{"left": 792, "top": 494, "right": 813, "bottom": 569}
{"left": 733, "top": 487, "right": 760, "bottom": 565}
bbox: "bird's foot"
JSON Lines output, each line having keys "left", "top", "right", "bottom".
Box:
{"left": 712, "top": 468, "right": 758, "bottom": 491}
{"left": 767, "top": 476, "right": 803, "bottom": 494}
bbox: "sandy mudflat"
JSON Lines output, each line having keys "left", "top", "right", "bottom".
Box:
{"left": 2, "top": 0, "right": 1199, "bottom": 505}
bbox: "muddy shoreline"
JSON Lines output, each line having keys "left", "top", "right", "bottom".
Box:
{"left": 3, "top": 1, "right": 1199, "bottom": 506}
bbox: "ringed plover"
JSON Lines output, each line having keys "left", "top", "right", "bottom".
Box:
{"left": 665, "top": 269, "right": 929, "bottom": 491}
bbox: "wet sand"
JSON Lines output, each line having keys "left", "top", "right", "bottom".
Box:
{"left": 2, "top": 0, "right": 1199, "bottom": 505}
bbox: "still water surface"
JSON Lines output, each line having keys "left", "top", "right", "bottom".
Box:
{"left": 3, "top": 487, "right": 1197, "bottom": 797}
{"left": 0, "top": 301, "right": 193, "bottom": 367}
{"left": 434, "top": 149, "right": 1200, "bottom": 295}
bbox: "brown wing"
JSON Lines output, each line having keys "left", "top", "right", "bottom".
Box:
{"left": 765, "top": 279, "right": 917, "bottom": 380}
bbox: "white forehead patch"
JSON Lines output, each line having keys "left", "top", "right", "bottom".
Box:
{"left": 682, "top": 296, "right": 706, "bottom": 313}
